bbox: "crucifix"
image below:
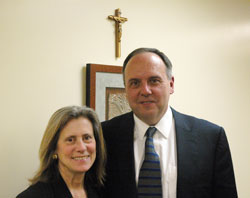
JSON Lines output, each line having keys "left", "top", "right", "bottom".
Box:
{"left": 108, "top": 8, "right": 128, "bottom": 58}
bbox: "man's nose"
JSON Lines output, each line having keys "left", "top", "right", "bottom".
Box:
{"left": 140, "top": 82, "right": 152, "bottom": 96}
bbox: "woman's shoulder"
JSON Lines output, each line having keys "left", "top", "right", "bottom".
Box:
{"left": 16, "top": 182, "right": 53, "bottom": 198}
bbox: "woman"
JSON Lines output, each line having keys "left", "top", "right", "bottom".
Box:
{"left": 17, "top": 106, "right": 106, "bottom": 198}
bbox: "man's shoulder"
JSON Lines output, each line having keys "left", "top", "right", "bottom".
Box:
{"left": 16, "top": 182, "right": 52, "bottom": 198}
{"left": 172, "top": 107, "right": 222, "bottom": 130}
{"left": 101, "top": 111, "right": 133, "bottom": 128}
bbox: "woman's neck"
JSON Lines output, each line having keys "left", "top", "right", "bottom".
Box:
{"left": 59, "top": 166, "right": 87, "bottom": 197}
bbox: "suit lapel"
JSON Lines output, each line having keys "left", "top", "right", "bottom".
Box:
{"left": 172, "top": 108, "right": 198, "bottom": 190}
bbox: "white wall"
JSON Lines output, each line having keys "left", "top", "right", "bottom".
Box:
{"left": 1, "top": 0, "right": 249, "bottom": 197}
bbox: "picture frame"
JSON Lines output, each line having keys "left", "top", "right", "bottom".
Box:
{"left": 86, "top": 64, "right": 131, "bottom": 121}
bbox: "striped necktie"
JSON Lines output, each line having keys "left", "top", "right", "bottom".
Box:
{"left": 138, "top": 127, "right": 162, "bottom": 198}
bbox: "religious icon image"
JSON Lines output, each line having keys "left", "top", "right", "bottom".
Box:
{"left": 105, "top": 87, "right": 131, "bottom": 120}
{"left": 108, "top": 8, "right": 128, "bottom": 58}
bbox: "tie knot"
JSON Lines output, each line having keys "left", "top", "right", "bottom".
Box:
{"left": 146, "top": 127, "right": 157, "bottom": 138}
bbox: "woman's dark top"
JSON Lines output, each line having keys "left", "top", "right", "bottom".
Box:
{"left": 16, "top": 174, "right": 100, "bottom": 198}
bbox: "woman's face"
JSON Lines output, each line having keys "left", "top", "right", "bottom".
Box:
{"left": 56, "top": 117, "right": 96, "bottom": 177}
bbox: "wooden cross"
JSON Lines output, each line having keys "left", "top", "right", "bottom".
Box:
{"left": 108, "top": 8, "right": 128, "bottom": 58}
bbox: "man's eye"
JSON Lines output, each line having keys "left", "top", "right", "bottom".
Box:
{"left": 150, "top": 78, "right": 160, "bottom": 84}
{"left": 129, "top": 80, "right": 140, "bottom": 88}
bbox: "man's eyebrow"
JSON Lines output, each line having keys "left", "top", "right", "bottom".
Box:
{"left": 128, "top": 78, "right": 140, "bottom": 82}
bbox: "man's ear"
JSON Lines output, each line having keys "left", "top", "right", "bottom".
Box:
{"left": 170, "top": 76, "right": 174, "bottom": 94}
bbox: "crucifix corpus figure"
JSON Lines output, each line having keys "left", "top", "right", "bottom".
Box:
{"left": 108, "top": 8, "right": 128, "bottom": 58}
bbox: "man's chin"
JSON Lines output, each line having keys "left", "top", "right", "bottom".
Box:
{"left": 137, "top": 113, "right": 159, "bottom": 125}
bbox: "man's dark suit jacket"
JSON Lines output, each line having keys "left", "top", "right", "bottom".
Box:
{"left": 101, "top": 108, "right": 237, "bottom": 198}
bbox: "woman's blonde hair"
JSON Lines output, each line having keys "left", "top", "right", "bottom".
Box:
{"left": 29, "top": 106, "right": 106, "bottom": 187}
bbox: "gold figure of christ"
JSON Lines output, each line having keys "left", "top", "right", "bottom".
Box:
{"left": 108, "top": 8, "right": 128, "bottom": 58}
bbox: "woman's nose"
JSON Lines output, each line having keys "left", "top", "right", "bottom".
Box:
{"left": 76, "top": 139, "right": 86, "bottom": 151}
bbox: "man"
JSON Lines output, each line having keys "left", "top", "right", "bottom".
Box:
{"left": 101, "top": 48, "right": 237, "bottom": 198}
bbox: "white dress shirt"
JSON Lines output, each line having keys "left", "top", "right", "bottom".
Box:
{"left": 134, "top": 106, "right": 177, "bottom": 198}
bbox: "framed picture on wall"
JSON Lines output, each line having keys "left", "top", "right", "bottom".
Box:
{"left": 86, "top": 64, "right": 131, "bottom": 122}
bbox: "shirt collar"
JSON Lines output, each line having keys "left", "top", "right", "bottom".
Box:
{"left": 134, "top": 106, "right": 173, "bottom": 140}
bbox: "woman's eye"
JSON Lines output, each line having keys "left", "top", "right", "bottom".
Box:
{"left": 84, "top": 135, "right": 93, "bottom": 142}
{"left": 66, "top": 137, "right": 74, "bottom": 142}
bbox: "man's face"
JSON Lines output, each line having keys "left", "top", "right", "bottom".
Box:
{"left": 124, "top": 52, "right": 174, "bottom": 125}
